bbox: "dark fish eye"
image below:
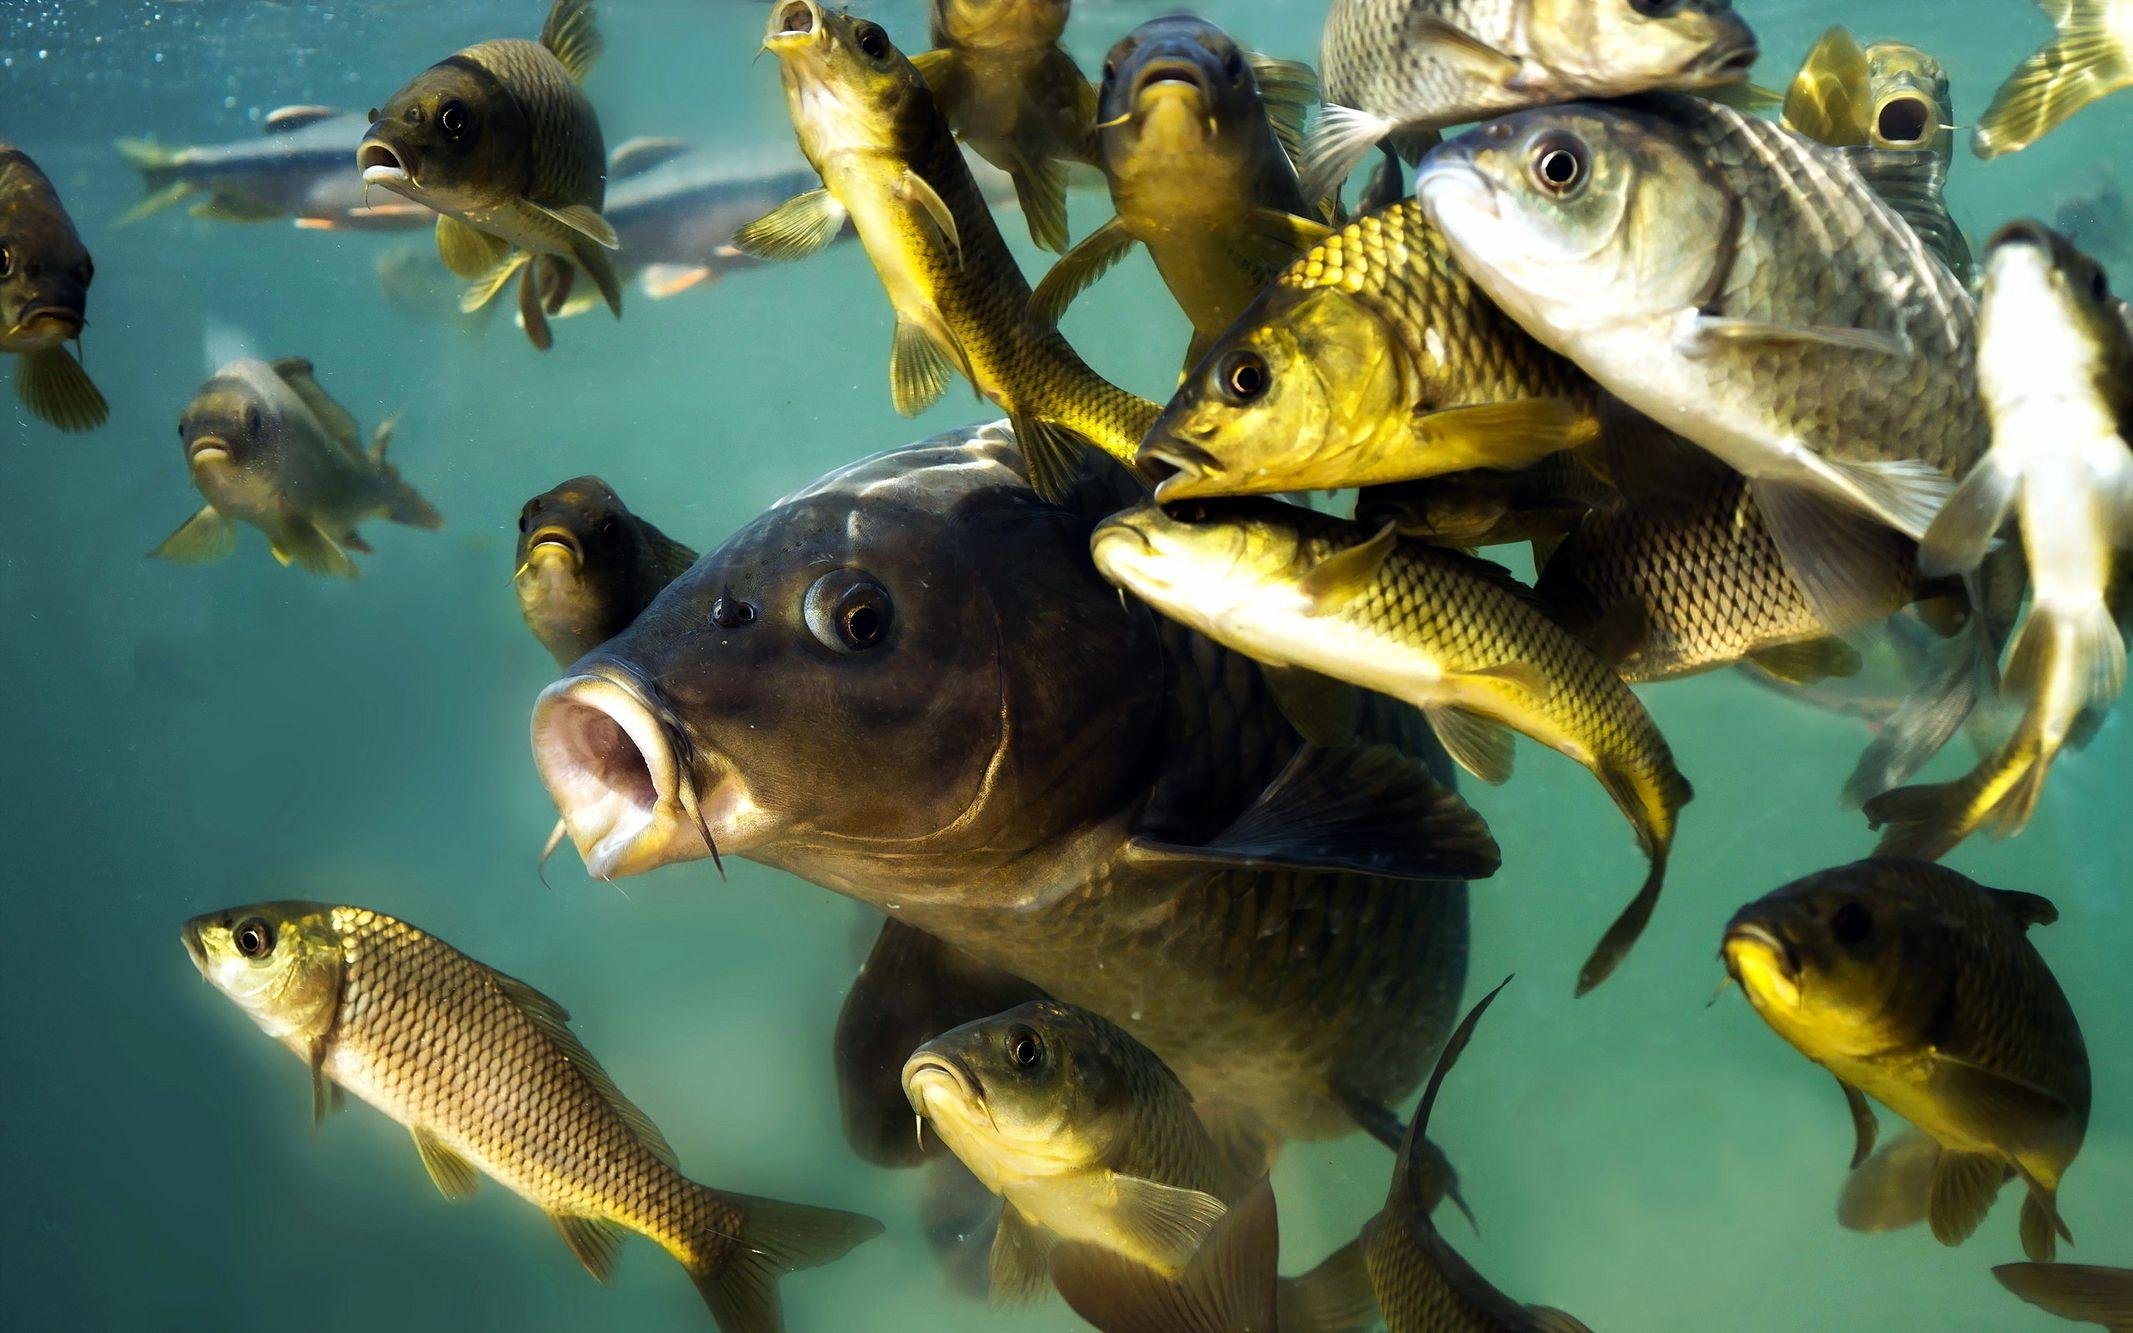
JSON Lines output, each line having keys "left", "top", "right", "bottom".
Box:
{"left": 1831, "top": 901, "right": 1873, "bottom": 945}
{"left": 597, "top": 515, "right": 621, "bottom": 545}
{"left": 243, "top": 404, "right": 262, "bottom": 436}
{"left": 234, "top": 917, "right": 276, "bottom": 959}
{"left": 1101, "top": 58, "right": 1116, "bottom": 84}
{"left": 2089, "top": 267, "right": 2110, "bottom": 301}
{"left": 1224, "top": 48, "right": 1245, "bottom": 81}
{"left": 804, "top": 572, "right": 893, "bottom": 652}
{"left": 1629, "top": 0, "right": 1680, "bottom": 15}
{"left": 0, "top": 245, "right": 12, "bottom": 278}
{"left": 855, "top": 23, "right": 889, "bottom": 59}
{"left": 1216, "top": 349, "right": 1269, "bottom": 404}
{"left": 709, "top": 589, "right": 758, "bottom": 629}
{"left": 80, "top": 256, "right": 93, "bottom": 285}
{"left": 366, "top": 107, "right": 379, "bottom": 123}
{"left": 1165, "top": 500, "right": 1211, "bottom": 524}
{"left": 1009, "top": 1027, "right": 1043, "bottom": 1070}
{"left": 1531, "top": 135, "right": 1587, "bottom": 196}
{"left": 438, "top": 99, "right": 471, "bottom": 140}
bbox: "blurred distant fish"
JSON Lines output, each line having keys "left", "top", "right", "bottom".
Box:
{"left": 2054, "top": 167, "right": 2128, "bottom": 265}
{"left": 1, "top": 140, "right": 106, "bottom": 431}
{"left": 114, "top": 108, "right": 432, "bottom": 230}
{"left": 1996, "top": 1263, "right": 2133, "bottom": 1329}
{"left": 1973, "top": 0, "right": 2133, "bottom": 158}
{"left": 514, "top": 475, "right": 697, "bottom": 668}
{"left": 151, "top": 357, "right": 441, "bottom": 579}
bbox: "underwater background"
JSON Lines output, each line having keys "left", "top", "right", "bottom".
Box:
{"left": 1, "top": 0, "right": 2128, "bottom": 1328}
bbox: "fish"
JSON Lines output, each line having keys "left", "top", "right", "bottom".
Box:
{"left": 908, "top": 0, "right": 1097, "bottom": 253}
{"left": 2054, "top": 167, "right": 2128, "bottom": 267}
{"left": 1091, "top": 496, "right": 1691, "bottom": 995}
{"left": 904, "top": 998, "right": 1378, "bottom": 1329}
{"left": 1355, "top": 448, "right": 1615, "bottom": 553}
{"left": 1996, "top": 1263, "right": 2133, "bottom": 1329}
{"left": 1134, "top": 197, "right": 1599, "bottom": 502}
{"left": 150, "top": 357, "right": 441, "bottom": 579}
{"left": 1361, "top": 978, "right": 1591, "bottom": 1333}
{"left": 1, "top": 141, "right": 106, "bottom": 432}
{"left": 1305, "top": 0, "right": 1759, "bottom": 201}
{"left": 1028, "top": 14, "right": 1328, "bottom": 372}
{"left": 1419, "top": 93, "right": 1986, "bottom": 636}
{"left": 1721, "top": 858, "right": 2090, "bottom": 1262}
{"left": 181, "top": 901, "right": 882, "bottom": 1330}
{"left": 514, "top": 475, "right": 698, "bottom": 669}
{"left": 359, "top": 0, "right": 620, "bottom": 351}
{"left": 115, "top": 108, "right": 433, "bottom": 230}
{"left": 1974, "top": 0, "right": 2133, "bottom": 158}
{"left": 533, "top": 423, "right": 1497, "bottom": 1158}
{"left": 1864, "top": 222, "right": 2133, "bottom": 859}
{"left": 735, "top": 3, "right": 1157, "bottom": 502}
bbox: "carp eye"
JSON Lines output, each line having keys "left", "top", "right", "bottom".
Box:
{"left": 854, "top": 22, "right": 890, "bottom": 60}
{"left": 709, "top": 590, "right": 757, "bottom": 629}
{"left": 1224, "top": 48, "right": 1245, "bottom": 82}
{"left": 1629, "top": 0, "right": 1681, "bottom": 14}
{"left": 1216, "top": 349, "right": 1269, "bottom": 404}
{"left": 243, "top": 404, "right": 262, "bottom": 436}
{"left": 0, "top": 246, "right": 12, "bottom": 278}
{"left": 1166, "top": 500, "right": 1212, "bottom": 524}
{"left": 1831, "top": 901, "right": 1873, "bottom": 945}
{"left": 517, "top": 502, "right": 535, "bottom": 532}
{"left": 2089, "top": 267, "right": 2110, "bottom": 301}
{"left": 804, "top": 572, "right": 893, "bottom": 652}
{"left": 438, "top": 99, "right": 471, "bottom": 141}
{"left": 234, "top": 917, "right": 276, "bottom": 959}
{"left": 597, "top": 515, "right": 622, "bottom": 545}
{"left": 1530, "top": 134, "right": 1587, "bottom": 197}
{"left": 1008, "top": 1027, "right": 1044, "bottom": 1070}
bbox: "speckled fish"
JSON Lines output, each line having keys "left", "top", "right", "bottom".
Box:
{"left": 1420, "top": 94, "right": 1985, "bottom": 635}
{"left": 514, "top": 475, "right": 698, "bottom": 669}
{"left": 1721, "top": 858, "right": 2089, "bottom": 1262}
{"left": 908, "top": 0, "right": 1097, "bottom": 252}
{"left": 1305, "top": 0, "right": 1760, "bottom": 200}
{"left": 1028, "top": 14, "right": 1327, "bottom": 371}
{"left": 1135, "top": 198, "right": 1598, "bottom": 502}
{"left": 1092, "top": 497, "right": 1691, "bottom": 995}
{"left": 150, "top": 358, "right": 440, "bottom": 579}
{"left": 534, "top": 425, "right": 1497, "bottom": 1159}
{"left": 1974, "top": 0, "right": 2133, "bottom": 158}
{"left": 182, "top": 902, "right": 882, "bottom": 1331}
{"left": 1362, "top": 978, "right": 1590, "bottom": 1333}
{"left": 360, "top": 0, "right": 620, "bottom": 351}
{"left": 736, "top": 4, "right": 1156, "bottom": 501}
{"left": 1996, "top": 1263, "right": 2133, "bottom": 1329}
{"left": 1, "top": 140, "right": 105, "bottom": 431}
{"left": 115, "top": 108, "right": 432, "bottom": 230}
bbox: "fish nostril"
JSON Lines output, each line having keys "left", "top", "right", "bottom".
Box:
{"left": 778, "top": 1, "right": 814, "bottom": 35}
{"left": 1877, "top": 97, "right": 1931, "bottom": 145}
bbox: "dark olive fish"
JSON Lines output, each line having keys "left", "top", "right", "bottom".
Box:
{"left": 1356, "top": 448, "right": 1614, "bottom": 553}
{"left": 1722, "top": 858, "right": 2089, "bottom": 1262}
{"left": 1, "top": 141, "right": 105, "bottom": 431}
{"left": 1995, "top": 1263, "right": 2133, "bottom": 1329}
{"left": 116, "top": 108, "right": 432, "bottom": 230}
{"left": 514, "top": 475, "right": 698, "bottom": 669}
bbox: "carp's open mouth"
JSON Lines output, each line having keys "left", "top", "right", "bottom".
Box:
{"left": 1698, "top": 43, "right": 1760, "bottom": 82}
{"left": 775, "top": 0, "right": 815, "bottom": 36}
{"left": 358, "top": 140, "right": 414, "bottom": 190}
{"left": 1132, "top": 57, "right": 1213, "bottom": 106}
{"left": 1875, "top": 95, "right": 1933, "bottom": 146}
{"left": 901, "top": 1050, "right": 993, "bottom": 1133}
{"left": 1137, "top": 441, "right": 1221, "bottom": 501}
{"left": 525, "top": 527, "right": 583, "bottom": 567}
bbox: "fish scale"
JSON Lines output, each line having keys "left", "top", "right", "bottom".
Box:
{"left": 464, "top": 38, "right": 607, "bottom": 209}
{"left": 1320, "top": 0, "right": 1521, "bottom": 118}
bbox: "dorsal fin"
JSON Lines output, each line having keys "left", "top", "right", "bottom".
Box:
{"left": 1985, "top": 887, "right": 2059, "bottom": 929}
{"left": 609, "top": 137, "right": 691, "bottom": 179}
{"left": 264, "top": 106, "right": 341, "bottom": 133}
{"left": 1398, "top": 977, "right": 1512, "bottom": 1201}
{"left": 268, "top": 357, "right": 366, "bottom": 458}
{"left": 539, "top": 0, "right": 603, "bottom": 83}
{"left": 637, "top": 517, "right": 697, "bottom": 584}
{"left": 490, "top": 969, "right": 680, "bottom": 1167}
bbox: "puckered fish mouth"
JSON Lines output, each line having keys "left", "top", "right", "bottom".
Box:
{"left": 901, "top": 1049, "right": 986, "bottom": 1119}
{"left": 14, "top": 305, "right": 84, "bottom": 339}
{"left": 1138, "top": 442, "right": 1221, "bottom": 501}
{"left": 1720, "top": 919, "right": 1801, "bottom": 1006}
{"left": 1697, "top": 42, "right": 1760, "bottom": 82}
{"left": 525, "top": 527, "right": 583, "bottom": 567}
{"left": 1130, "top": 56, "right": 1214, "bottom": 107}
{"left": 186, "top": 435, "right": 232, "bottom": 467}
{"left": 766, "top": 0, "right": 822, "bottom": 50}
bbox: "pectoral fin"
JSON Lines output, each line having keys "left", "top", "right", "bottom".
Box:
{"left": 1008, "top": 150, "right": 1069, "bottom": 255}
{"left": 989, "top": 1206, "right": 1056, "bottom": 1306}
{"left": 1300, "top": 104, "right": 1396, "bottom": 202}
{"left": 1750, "top": 475, "right": 1923, "bottom": 631}
{"left": 1246, "top": 54, "right": 1319, "bottom": 164}
{"left": 1009, "top": 414, "right": 1088, "bottom": 506}
{"left": 1297, "top": 522, "right": 1396, "bottom": 610}
{"left": 1095, "top": 1173, "right": 1227, "bottom": 1277}
{"left": 1839, "top": 1076, "right": 1878, "bottom": 1169}
{"left": 1926, "top": 1050, "right": 2078, "bottom": 1145}
{"left": 1245, "top": 205, "right": 1333, "bottom": 252}
{"left": 150, "top": 506, "right": 237, "bottom": 564}
{"left": 1973, "top": 5, "right": 2133, "bottom": 158}
{"left": 1051, "top": 1177, "right": 1274, "bottom": 1333}
{"left": 272, "top": 508, "right": 361, "bottom": 579}
{"left": 1261, "top": 664, "right": 1358, "bottom": 746}
{"left": 1029, "top": 216, "right": 1137, "bottom": 327}
{"left": 1746, "top": 636, "right": 1864, "bottom": 686}
{"left": 2019, "top": 1178, "right": 2073, "bottom": 1262}
{"left": 1927, "top": 1149, "right": 2009, "bottom": 1248}
{"left": 732, "top": 188, "right": 850, "bottom": 262}
{"left": 412, "top": 1127, "right": 480, "bottom": 1199}
{"left": 1411, "top": 398, "right": 1590, "bottom": 470}
{"left": 435, "top": 215, "right": 511, "bottom": 279}
{"left": 1677, "top": 312, "right": 1912, "bottom": 359}
{"left": 1405, "top": 15, "right": 1520, "bottom": 81}
{"left": 891, "top": 317, "right": 955, "bottom": 417}
{"left": 550, "top": 1212, "right": 627, "bottom": 1282}
{"left": 1424, "top": 706, "right": 1516, "bottom": 785}
{"left": 896, "top": 168, "right": 962, "bottom": 265}
{"left": 17, "top": 345, "right": 108, "bottom": 431}
{"left": 1919, "top": 450, "right": 2021, "bottom": 577}
{"left": 1781, "top": 26, "right": 1873, "bottom": 146}
{"left": 534, "top": 200, "right": 618, "bottom": 250}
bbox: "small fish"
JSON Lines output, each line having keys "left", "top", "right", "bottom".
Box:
{"left": 1092, "top": 497, "right": 1691, "bottom": 995}
{"left": 1, "top": 141, "right": 105, "bottom": 431}
{"left": 1029, "top": 14, "right": 1327, "bottom": 371}
{"left": 1419, "top": 94, "right": 1984, "bottom": 636}
{"left": 1135, "top": 198, "right": 1598, "bottom": 501}
{"left": 182, "top": 902, "right": 882, "bottom": 1329}
{"left": 115, "top": 107, "right": 434, "bottom": 230}
{"left": 737, "top": 3, "right": 1156, "bottom": 501}
{"left": 360, "top": 0, "right": 620, "bottom": 351}
{"left": 1721, "top": 858, "right": 2089, "bottom": 1262}
{"left": 514, "top": 475, "right": 698, "bottom": 669}
{"left": 1355, "top": 448, "right": 1615, "bottom": 553}
{"left": 1974, "top": 0, "right": 2133, "bottom": 158}
{"left": 150, "top": 358, "right": 441, "bottom": 579}
{"left": 909, "top": 0, "right": 1098, "bottom": 253}
{"left": 1865, "top": 223, "right": 2133, "bottom": 859}
{"left": 1306, "top": 0, "right": 1759, "bottom": 200}
{"left": 1996, "top": 1263, "right": 2133, "bottom": 1329}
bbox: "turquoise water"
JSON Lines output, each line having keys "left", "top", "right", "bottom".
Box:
{"left": 3, "top": 1, "right": 2129, "bottom": 1329}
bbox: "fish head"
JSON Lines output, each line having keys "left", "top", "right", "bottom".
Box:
{"left": 764, "top": 3, "right": 930, "bottom": 164}
{"left": 929, "top": 0, "right": 1070, "bottom": 53}
{"left": 182, "top": 901, "right": 345, "bottom": 1046}
{"left": 1863, "top": 42, "right": 1952, "bottom": 159}
{"left": 360, "top": 60, "right": 532, "bottom": 216}
{"left": 532, "top": 426, "right": 1168, "bottom": 893}
{"left": 513, "top": 475, "right": 665, "bottom": 665}
{"left": 1980, "top": 220, "right": 2133, "bottom": 414}
{"left": 1141, "top": 288, "right": 1406, "bottom": 498}
{"left": 1092, "top": 497, "right": 1314, "bottom": 641}
{"left": 1526, "top": 0, "right": 1759, "bottom": 96}
{"left": 1097, "top": 15, "right": 1261, "bottom": 180}
{"left": 1420, "top": 103, "right": 1733, "bottom": 343}
{"left": 0, "top": 178, "right": 92, "bottom": 352}
{"left": 178, "top": 361, "right": 291, "bottom": 508}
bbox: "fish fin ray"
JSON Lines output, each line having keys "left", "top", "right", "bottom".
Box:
{"left": 732, "top": 188, "right": 850, "bottom": 262}
{"left": 550, "top": 1212, "right": 625, "bottom": 1281}
{"left": 1099, "top": 1173, "right": 1227, "bottom": 1276}
{"left": 1030, "top": 217, "right": 1137, "bottom": 327}
{"left": 1246, "top": 54, "right": 1320, "bottom": 166}
{"left": 539, "top": 0, "right": 604, "bottom": 82}
{"left": 1679, "top": 313, "right": 1912, "bottom": 359}
{"left": 689, "top": 1191, "right": 884, "bottom": 1330}
{"left": 150, "top": 506, "right": 237, "bottom": 564}
{"left": 1301, "top": 104, "right": 1395, "bottom": 202}
{"left": 1053, "top": 1177, "right": 1277, "bottom": 1333}
{"left": 534, "top": 200, "right": 618, "bottom": 250}
{"left": 1927, "top": 1150, "right": 2008, "bottom": 1248}
{"left": 1008, "top": 149, "right": 1069, "bottom": 254}
{"left": 1974, "top": 20, "right": 2133, "bottom": 158}
{"left": 1424, "top": 706, "right": 1515, "bottom": 785}
{"left": 988, "top": 1207, "right": 1057, "bottom": 1305}
{"left": 1750, "top": 475, "right": 1921, "bottom": 631}
{"left": 1920, "top": 451, "right": 2021, "bottom": 577}
{"left": 1412, "top": 398, "right": 1589, "bottom": 470}
{"left": 16, "top": 346, "right": 108, "bottom": 431}
{"left": 891, "top": 317, "right": 955, "bottom": 417}
{"left": 1838, "top": 1128, "right": 1939, "bottom": 1233}
{"left": 412, "top": 1128, "right": 480, "bottom": 1200}
{"left": 569, "top": 237, "right": 624, "bottom": 316}
{"left": 1297, "top": 522, "right": 1396, "bottom": 609}
{"left": 896, "top": 168, "right": 962, "bottom": 264}
{"left": 1782, "top": 26, "right": 1872, "bottom": 146}
{"left": 1277, "top": 1237, "right": 1378, "bottom": 1333}
{"left": 273, "top": 511, "right": 360, "bottom": 579}
{"left": 2020, "top": 1186, "right": 2071, "bottom": 1262}
{"left": 435, "top": 215, "right": 511, "bottom": 278}
{"left": 1993, "top": 1262, "right": 2133, "bottom": 1325}
{"left": 2008, "top": 598, "right": 2127, "bottom": 710}
{"left": 1009, "top": 413, "right": 1088, "bottom": 505}
{"left": 1746, "top": 636, "right": 1863, "bottom": 685}
{"left": 1261, "top": 664, "right": 1359, "bottom": 746}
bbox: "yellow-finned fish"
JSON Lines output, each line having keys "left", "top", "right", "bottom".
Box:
{"left": 359, "top": 0, "right": 620, "bottom": 351}
{"left": 1722, "top": 858, "right": 2089, "bottom": 1263}
{"left": 1092, "top": 497, "right": 1692, "bottom": 995}
{"left": 1995, "top": 1263, "right": 2133, "bottom": 1329}
{"left": 183, "top": 901, "right": 882, "bottom": 1331}
{"left": 909, "top": 0, "right": 1098, "bottom": 253}
{"left": 514, "top": 475, "right": 698, "bottom": 669}
{"left": 1, "top": 140, "right": 106, "bottom": 431}
{"left": 1974, "top": 0, "right": 2133, "bottom": 158}
{"left": 736, "top": 2, "right": 1156, "bottom": 502}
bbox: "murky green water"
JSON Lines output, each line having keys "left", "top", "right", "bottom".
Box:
{"left": 2, "top": 1, "right": 2128, "bottom": 1329}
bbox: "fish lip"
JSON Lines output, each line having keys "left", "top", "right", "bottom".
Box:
{"left": 1091, "top": 514, "right": 1159, "bottom": 560}
{"left": 1720, "top": 919, "right": 1798, "bottom": 984}
{"left": 1140, "top": 442, "right": 1221, "bottom": 501}
{"left": 766, "top": 0, "right": 821, "bottom": 47}
{"left": 186, "top": 436, "right": 232, "bottom": 467}
{"left": 526, "top": 527, "right": 583, "bottom": 565}
{"left": 15, "top": 304, "right": 83, "bottom": 337}
{"left": 179, "top": 920, "right": 208, "bottom": 976}
{"left": 901, "top": 1049, "right": 985, "bottom": 1116}
{"left": 1698, "top": 41, "right": 1760, "bottom": 81}
{"left": 1130, "top": 56, "right": 1213, "bottom": 107}
{"left": 358, "top": 138, "right": 413, "bottom": 188}
{"left": 1988, "top": 218, "right": 2054, "bottom": 253}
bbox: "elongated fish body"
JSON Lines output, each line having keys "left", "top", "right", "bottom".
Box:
{"left": 182, "top": 902, "right": 881, "bottom": 1328}
{"left": 0, "top": 141, "right": 105, "bottom": 432}
{"left": 1092, "top": 497, "right": 1690, "bottom": 995}
{"left": 1722, "top": 859, "right": 2090, "bottom": 1263}
{"left": 1421, "top": 94, "right": 1984, "bottom": 634}
{"left": 1995, "top": 1262, "right": 2133, "bottom": 1329}
{"left": 1139, "top": 198, "right": 1599, "bottom": 501}
{"left": 534, "top": 426, "right": 1490, "bottom": 1153}
{"left": 514, "top": 475, "right": 698, "bottom": 668}
{"left": 743, "top": 4, "right": 1155, "bottom": 501}
{"left": 115, "top": 109, "right": 432, "bottom": 229}
{"left": 1974, "top": 0, "right": 2133, "bottom": 158}
{"left": 605, "top": 151, "right": 827, "bottom": 297}
{"left": 151, "top": 358, "right": 441, "bottom": 580}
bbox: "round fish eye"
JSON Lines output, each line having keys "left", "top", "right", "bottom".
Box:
{"left": 234, "top": 917, "right": 276, "bottom": 959}
{"left": 1224, "top": 48, "right": 1245, "bottom": 82}
{"left": 709, "top": 590, "right": 757, "bottom": 629}
{"left": 804, "top": 572, "right": 894, "bottom": 652}
{"left": 0, "top": 245, "right": 12, "bottom": 278}
{"left": 1101, "top": 58, "right": 1117, "bottom": 83}
{"left": 517, "top": 503, "right": 535, "bottom": 532}
{"left": 855, "top": 23, "right": 890, "bottom": 60}
{"left": 597, "top": 515, "right": 622, "bottom": 545}
{"left": 1830, "top": 900, "right": 1873, "bottom": 945}
{"left": 1216, "top": 348, "right": 1269, "bottom": 404}
{"left": 243, "top": 403, "right": 263, "bottom": 436}
{"left": 1009, "top": 1027, "right": 1043, "bottom": 1070}
{"left": 1629, "top": 0, "right": 1680, "bottom": 15}
{"left": 438, "top": 99, "right": 470, "bottom": 140}
{"left": 1530, "top": 134, "right": 1587, "bottom": 196}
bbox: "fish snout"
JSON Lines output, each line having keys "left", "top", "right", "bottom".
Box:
{"left": 901, "top": 1048, "right": 984, "bottom": 1118}
{"left": 358, "top": 134, "right": 414, "bottom": 189}
{"left": 766, "top": 0, "right": 821, "bottom": 48}
{"left": 1130, "top": 54, "right": 1214, "bottom": 110}
{"left": 1872, "top": 92, "right": 1936, "bottom": 147}
{"left": 1138, "top": 440, "right": 1222, "bottom": 501}
{"left": 525, "top": 526, "right": 584, "bottom": 569}
{"left": 185, "top": 435, "right": 234, "bottom": 468}
{"left": 10, "top": 301, "right": 84, "bottom": 345}
{"left": 179, "top": 920, "right": 209, "bottom": 976}
{"left": 1720, "top": 918, "right": 1802, "bottom": 1006}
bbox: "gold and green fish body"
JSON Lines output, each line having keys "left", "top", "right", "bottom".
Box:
{"left": 1995, "top": 1262, "right": 2133, "bottom": 1329}
{"left": 1974, "top": 0, "right": 2133, "bottom": 158}
{"left": 1138, "top": 198, "right": 1600, "bottom": 501}
{"left": 1723, "top": 858, "right": 2090, "bottom": 1262}
{"left": 183, "top": 901, "right": 881, "bottom": 1330}
{"left": 514, "top": 475, "right": 698, "bottom": 668}
{"left": 0, "top": 140, "right": 106, "bottom": 431}
{"left": 1093, "top": 497, "right": 1691, "bottom": 994}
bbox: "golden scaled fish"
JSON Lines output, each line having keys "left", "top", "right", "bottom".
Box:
{"left": 1135, "top": 198, "right": 1598, "bottom": 502}
{"left": 515, "top": 475, "right": 698, "bottom": 669}
{"left": 0, "top": 141, "right": 106, "bottom": 432}
{"left": 1996, "top": 1263, "right": 2133, "bottom": 1329}
{"left": 183, "top": 902, "right": 882, "bottom": 1331}
{"left": 360, "top": 0, "right": 620, "bottom": 352}
{"left": 736, "top": 3, "right": 1156, "bottom": 502}
{"left": 1974, "top": 0, "right": 2133, "bottom": 158}
{"left": 1721, "top": 858, "right": 2089, "bottom": 1263}
{"left": 909, "top": 0, "right": 1097, "bottom": 253}
{"left": 1092, "top": 497, "right": 1693, "bottom": 995}
{"left": 1362, "top": 978, "right": 1591, "bottom": 1333}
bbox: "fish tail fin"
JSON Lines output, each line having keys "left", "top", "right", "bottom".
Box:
{"left": 1974, "top": 5, "right": 2133, "bottom": 158}
{"left": 1994, "top": 1262, "right": 2133, "bottom": 1329}
{"left": 16, "top": 346, "right": 108, "bottom": 431}
{"left": 2019, "top": 1182, "right": 2074, "bottom": 1263}
{"left": 378, "top": 461, "right": 444, "bottom": 531}
{"left": 1277, "top": 1239, "right": 1379, "bottom": 1333}
{"left": 113, "top": 138, "right": 190, "bottom": 222}
{"left": 2007, "top": 597, "right": 2127, "bottom": 712}
{"left": 1574, "top": 758, "right": 1689, "bottom": 996}
{"left": 571, "top": 238, "right": 624, "bottom": 319}
{"left": 685, "top": 1190, "right": 883, "bottom": 1333}
{"left": 1861, "top": 761, "right": 2004, "bottom": 861}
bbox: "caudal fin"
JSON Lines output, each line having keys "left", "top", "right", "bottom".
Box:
{"left": 689, "top": 1191, "right": 883, "bottom": 1333}
{"left": 1974, "top": 2, "right": 2133, "bottom": 158}
{"left": 113, "top": 138, "right": 191, "bottom": 223}
{"left": 379, "top": 467, "right": 444, "bottom": 531}
{"left": 1575, "top": 759, "right": 1691, "bottom": 996}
